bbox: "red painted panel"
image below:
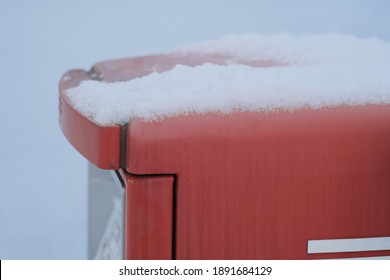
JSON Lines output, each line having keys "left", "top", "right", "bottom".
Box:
{"left": 120, "top": 170, "right": 174, "bottom": 260}
{"left": 60, "top": 54, "right": 390, "bottom": 259}
{"left": 59, "top": 54, "right": 277, "bottom": 169}
{"left": 59, "top": 70, "right": 120, "bottom": 169}
{"left": 126, "top": 106, "right": 390, "bottom": 259}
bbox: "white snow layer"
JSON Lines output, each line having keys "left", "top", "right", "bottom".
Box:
{"left": 66, "top": 34, "right": 390, "bottom": 125}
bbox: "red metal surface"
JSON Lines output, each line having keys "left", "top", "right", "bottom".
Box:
{"left": 60, "top": 54, "right": 390, "bottom": 259}
{"left": 59, "top": 53, "right": 276, "bottom": 169}
{"left": 119, "top": 170, "right": 174, "bottom": 260}
{"left": 126, "top": 105, "right": 390, "bottom": 259}
{"left": 59, "top": 70, "right": 121, "bottom": 169}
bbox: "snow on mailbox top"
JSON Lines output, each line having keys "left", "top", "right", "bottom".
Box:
{"left": 65, "top": 34, "right": 390, "bottom": 125}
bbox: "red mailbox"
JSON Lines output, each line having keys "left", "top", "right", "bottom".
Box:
{"left": 59, "top": 54, "right": 390, "bottom": 259}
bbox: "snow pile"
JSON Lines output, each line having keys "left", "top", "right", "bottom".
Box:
{"left": 66, "top": 34, "right": 390, "bottom": 125}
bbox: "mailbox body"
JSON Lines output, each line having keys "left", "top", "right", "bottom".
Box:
{"left": 60, "top": 54, "right": 390, "bottom": 259}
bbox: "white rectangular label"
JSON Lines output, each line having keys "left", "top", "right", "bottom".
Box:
{"left": 308, "top": 237, "right": 390, "bottom": 254}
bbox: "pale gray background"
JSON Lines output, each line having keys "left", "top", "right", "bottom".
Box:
{"left": 0, "top": 0, "right": 389, "bottom": 259}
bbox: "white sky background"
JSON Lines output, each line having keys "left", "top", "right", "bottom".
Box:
{"left": 0, "top": 0, "right": 389, "bottom": 259}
